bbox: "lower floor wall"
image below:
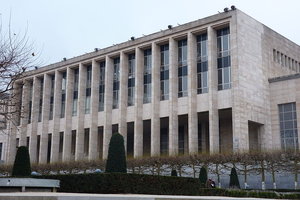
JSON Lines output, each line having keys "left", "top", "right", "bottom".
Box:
{"left": 7, "top": 108, "right": 273, "bottom": 164}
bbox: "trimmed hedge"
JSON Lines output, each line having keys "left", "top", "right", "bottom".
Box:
{"left": 37, "top": 173, "right": 201, "bottom": 195}
{"left": 34, "top": 173, "right": 300, "bottom": 199}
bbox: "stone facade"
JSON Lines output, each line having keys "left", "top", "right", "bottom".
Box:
{"left": 3, "top": 9, "right": 300, "bottom": 164}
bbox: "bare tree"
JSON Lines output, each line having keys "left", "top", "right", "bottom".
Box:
{"left": 283, "top": 150, "right": 300, "bottom": 190}
{"left": 264, "top": 151, "right": 284, "bottom": 189}
{"left": 235, "top": 152, "right": 257, "bottom": 189}
{"left": 208, "top": 153, "right": 229, "bottom": 188}
{"left": 0, "top": 16, "right": 38, "bottom": 131}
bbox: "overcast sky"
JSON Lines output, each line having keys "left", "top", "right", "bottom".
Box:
{"left": 1, "top": 0, "right": 299, "bottom": 67}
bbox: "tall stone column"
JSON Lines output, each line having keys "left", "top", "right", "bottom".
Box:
{"left": 187, "top": 32, "right": 198, "bottom": 154}
{"left": 169, "top": 37, "right": 179, "bottom": 156}
{"left": 119, "top": 52, "right": 128, "bottom": 148}
{"left": 151, "top": 42, "right": 160, "bottom": 156}
{"left": 51, "top": 70, "right": 62, "bottom": 162}
{"left": 29, "top": 76, "right": 41, "bottom": 163}
{"left": 75, "top": 63, "right": 87, "bottom": 161}
{"left": 89, "top": 60, "right": 100, "bottom": 160}
{"left": 63, "top": 67, "right": 74, "bottom": 161}
{"left": 19, "top": 80, "right": 30, "bottom": 147}
{"left": 134, "top": 47, "right": 143, "bottom": 158}
{"left": 40, "top": 74, "right": 51, "bottom": 163}
{"left": 103, "top": 56, "right": 113, "bottom": 159}
{"left": 7, "top": 82, "right": 22, "bottom": 163}
{"left": 208, "top": 26, "right": 219, "bottom": 154}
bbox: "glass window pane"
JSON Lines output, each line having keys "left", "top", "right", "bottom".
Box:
{"left": 223, "top": 35, "right": 229, "bottom": 51}
{"left": 217, "top": 58, "right": 223, "bottom": 68}
{"left": 284, "top": 104, "right": 293, "bottom": 112}
{"left": 183, "top": 76, "right": 188, "bottom": 92}
{"left": 203, "top": 72, "right": 208, "bottom": 88}
{"left": 224, "top": 67, "right": 230, "bottom": 84}
{"left": 284, "top": 112, "right": 293, "bottom": 121}
{"left": 217, "top": 38, "right": 222, "bottom": 53}
{"left": 218, "top": 69, "right": 223, "bottom": 85}
{"left": 202, "top": 41, "right": 207, "bottom": 56}
{"left": 284, "top": 121, "right": 294, "bottom": 129}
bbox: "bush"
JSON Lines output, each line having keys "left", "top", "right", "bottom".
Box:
{"left": 229, "top": 167, "right": 240, "bottom": 189}
{"left": 34, "top": 173, "right": 300, "bottom": 199}
{"left": 171, "top": 169, "right": 177, "bottom": 176}
{"left": 36, "top": 173, "right": 201, "bottom": 195}
{"left": 105, "top": 133, "right": 127, "bottom": 173}
{"left": 12, "top": 146, "right": 31, "bottom": 177}
{"left": 199, "top": 166, "right": 207, "bottom": 188}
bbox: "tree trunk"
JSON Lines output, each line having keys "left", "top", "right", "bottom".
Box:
{"left": 261, "top": 160, "right": 266, "bottom": 190}
{"left": 192, "top": 164, "right": 196, "bottom": 178}
{"left": 216, "top": 164, "right": 221, "bottom": 188}
{"left": 244, "top": 165, "right": 248, "bottom": 189}
{"left": 271, "top": 165, "right": 276, "bottom": 189}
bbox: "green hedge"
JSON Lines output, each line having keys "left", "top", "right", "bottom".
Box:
{"left": 37, "top": 173, "right": 202, "bottom": 195}
{"left": 35, "top": 173, "right": 300, "bottom": 199}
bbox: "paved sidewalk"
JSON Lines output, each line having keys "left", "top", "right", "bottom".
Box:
{"left": 0, "top": 192, "right": 274, "bottom": 200}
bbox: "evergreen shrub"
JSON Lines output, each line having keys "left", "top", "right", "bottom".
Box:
{"left": 229, "top": 167, "right": 240, "bottom": 189}
{"left": 171, "top": 169, "right": 177, "bottom": 176}
{"left": 199, "top": 166, "right": 207, "bottom": 188}
{"left": 105, "top": 133, "right": 127, "bottom": 173}
{"left": 12, "top": 146, "right": 31, "bottom": 177}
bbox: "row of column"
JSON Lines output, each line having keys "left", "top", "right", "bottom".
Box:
{"left": 8, "top": 27, "right": 221, "bottom": 163}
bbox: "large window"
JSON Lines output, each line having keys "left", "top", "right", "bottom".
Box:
{"left": 217, "top": 27, "right": 231, "bottom": 90}
{"left": 144, "top": 49, "right": 152, "bottom": 104}
{"left": 60, "top": 72, "right": 66, "bottom": 118}
{"left": 160, "top": 44, "right": 169, "bottom": 100}
{"left": 128, "top": 54, "right": 135, "bottom": 106}
{"left": 72, "top": 69, "right": 79, "bottom": 116}
{"left": 49, "top": 75, "right": 55, "bottom": 120}
{"left": 178, "top": 39, "right": 188, "bottom": 97}
{"left": 279, "top": 103, "right": 299, "bottom": 151}
{"left": 113, "top": 58, "right": 120, "bottom": 109}
{"left": 99, "top": 61, "right": 105, "bottom": 111}
{"left": 38, "top": 78, "right": 44, "bottom": 122}
{"left": 85, "top": 65, "right": 92, "bottom": 114}
{"left": 197, "top": 33, "right": 208, "bottom": 94}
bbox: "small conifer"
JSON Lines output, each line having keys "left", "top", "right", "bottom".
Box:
{"left": 171, "top": 169, "right": 178, "bottom": 176}
{"left": 199, "top": 166, "right": 208, "bottom": 188}
{"left": 105, "top": 133, "right": 127, "bottom": 173}
{"left": 12, "top": 146, "right": 31, "bottom": 177}
{"left": 229, "top": 167, "right": 240, "bottom": 189}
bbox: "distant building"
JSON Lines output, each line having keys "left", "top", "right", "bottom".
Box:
{"left": 4, "top": 8, "right": 300, "bottom": 164}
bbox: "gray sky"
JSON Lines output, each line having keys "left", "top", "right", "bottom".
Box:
{"left": 1, "top": 0, "right": 299, "bottom": 67}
